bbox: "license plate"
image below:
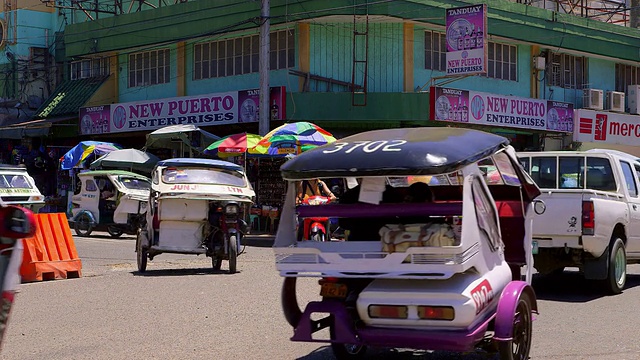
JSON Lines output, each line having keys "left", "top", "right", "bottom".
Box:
{"left": 532, "top": 241, "right": 539, "bottom": 255}
{"left": 320, "top": 283, "right": 347, "bottom": 298}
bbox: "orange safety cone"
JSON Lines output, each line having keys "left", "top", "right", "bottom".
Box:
{"left": 20, "top": 213, "right": 82, "bottom": 282}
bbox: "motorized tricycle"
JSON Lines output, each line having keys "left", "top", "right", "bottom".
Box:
{"left": 70, "top": 170, "right": 151, "bottom": 238}
{"left": 0, "top": 165, "right": 45, "bottom": 212}
{"left": 136, "top": 158, "right": 254, "bottom": 274}
{"left": 0, "top": 201, "right": 38, "bottom": 347}
{"left": 274, "top": 127, "right": 545, "bottom": 359}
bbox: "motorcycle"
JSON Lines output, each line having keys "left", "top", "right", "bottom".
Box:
{"left": 300, "top": 195, "right": 331, "bottom": 242}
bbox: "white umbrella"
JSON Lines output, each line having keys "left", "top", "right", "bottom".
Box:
{"left": 90, "top": 148, "right": 160, "bottom": 173}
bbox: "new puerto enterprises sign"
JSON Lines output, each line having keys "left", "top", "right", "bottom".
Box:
{"left": 429, "top": 86, "right": 574, "bottom": 133}
{"left": 79, "top": 87, "right": 286, "bottom": 135}
{"left": 574, "top": 109, "right": 640, "bottom": 146}
{"left": 445, "top": 4, "right": 487, "bottom": 76}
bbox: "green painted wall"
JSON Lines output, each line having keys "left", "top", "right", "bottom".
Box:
{"left": 64, "top": 0, "right": 640, "bottom": 62}
{"left": 288, "top": 92, "right": 430, "bottom": 124}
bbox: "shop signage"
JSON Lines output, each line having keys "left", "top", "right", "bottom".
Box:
{"left": 445, "top": 4, "right": 487, "bottom": 76}
{"left": 79, "top": 86, "right": 286, "bottom": 135}
{"left": 429, "top": 86, "right": 574, "bottom": 133}
{"left": 574, "top": 109, "right": 640, "bottom": 146}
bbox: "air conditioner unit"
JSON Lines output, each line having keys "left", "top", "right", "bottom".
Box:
{"left": 606, "top": 91, "right": 625, "bottom": 113}
{"left": 583, "top": 89, "right": 603, "bottom": 110}
{"left": 629, "top": 85, "right": 640, "bottom": 115}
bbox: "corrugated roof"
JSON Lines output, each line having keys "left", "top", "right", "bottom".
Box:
{"left": 33, "top": 75, "right": 110, "bottom": 120}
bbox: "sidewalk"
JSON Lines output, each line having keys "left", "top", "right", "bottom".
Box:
{"left": 242, "top": 231, "right": 275, "bottom": 246}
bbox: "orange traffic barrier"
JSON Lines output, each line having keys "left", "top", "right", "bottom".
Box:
{"left": 20, "top": 213, "right": 82, "bottom": 282}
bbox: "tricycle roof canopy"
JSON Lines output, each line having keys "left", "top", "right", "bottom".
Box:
{"left": 280, "top": 128, "right": 509, "bottom": 180}
{"left": 77, "top": 170, "right": 150, "bottom": 180}
{"left": 155, "top": 158, "right": 244, "bottom": 171}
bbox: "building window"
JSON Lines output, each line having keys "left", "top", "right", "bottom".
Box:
{"left": 128, "top": 49, "right": 170, "bottom": 88}
{"left": 615, "top": 64, "right": 640, "bottom": 93}
{"left": 70, "top": 58, "right": 110, "bottom": 80}
{"left": 487, "top": 42, "right": 517, "bottom": 81}
{"left": 193, "top": 29, "right": 294, "bottom": 80}
{"left": 424, "top": 30, "right": 446, "bottom": 72}
{"left": 547, "top": 53, "right": 587, "bottom": 89}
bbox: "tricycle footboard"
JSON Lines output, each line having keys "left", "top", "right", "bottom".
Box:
{"left": 291, "top": 300, "right": 492, "bottom": 352}
{"left": 275, "top": 241, "right": 478, "bottom": 279}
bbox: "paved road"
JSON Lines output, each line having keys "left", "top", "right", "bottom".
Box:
{"left": 1, "top": 233, "right": 640, "bottom": 360}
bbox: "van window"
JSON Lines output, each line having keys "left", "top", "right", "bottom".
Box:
{"left": 530, "top": 157, "right": 557, "bottom": 188}
{"left": 619, "top": 161, "right": 637, "bottom": 197}
{"left": 518, "top": 157, "right": 530, "bottom": 172}
{"left": 585, "top": 157, "right": 616, "bottom": 191}
{"left": 559, "top": 157, "right": 584, "bottom": 189}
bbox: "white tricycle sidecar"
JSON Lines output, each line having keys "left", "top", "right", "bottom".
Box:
{"left": 274, "top": 127, "right": 545, "bottom": 359}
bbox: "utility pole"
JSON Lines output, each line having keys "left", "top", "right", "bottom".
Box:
{"left": 259, "top": 0, "right": 270, "bottom": 136}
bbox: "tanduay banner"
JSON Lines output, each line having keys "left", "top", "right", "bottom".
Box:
{"left": 574, "top": 109, "right": 640, "bottom": 146}
{"left": 429, "top": 86, "right": 574, "bottom": 133}
{"left": 445, "top": 4, "right": 488, "bottom": 76}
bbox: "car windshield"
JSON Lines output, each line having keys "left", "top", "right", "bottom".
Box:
{"left": 0, "top": 174, "right": 32, "bottom": 189}
{"left": 161, "top": 167, "right": 246, "bottom": 187}
{"left": 119, "top": 177, "right": 151, "bottom": 191}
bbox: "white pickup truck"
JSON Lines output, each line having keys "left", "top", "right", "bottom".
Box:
{"left": 518, "top": 150, "right": 640, "bottom": 294}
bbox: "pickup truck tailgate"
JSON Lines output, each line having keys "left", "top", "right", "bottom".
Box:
{"left": 532, "top": 191, "right": 582, "bottom": 237}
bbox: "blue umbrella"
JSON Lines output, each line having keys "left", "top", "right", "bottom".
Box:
{"left": 60, "top": 141, "right": 121, "bottom": 170}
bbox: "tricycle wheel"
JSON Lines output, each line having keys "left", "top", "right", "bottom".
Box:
{"left": 136, "top": 232, "right": 148, "bottom": 273}
{"left": 74, "top": 214, "right": 93, "bottom": 237}
{"left": 331, "top": 342, "right": 367, "bottom": 359}
{"left": 497, "top": 293, "right": 533, "bottom": 360}
{"left": 604, "top": 237, "right": 626, "bottom": 294}
{"left": 228, "top": 235, "right": 237, "bottom": 274}
{"left": 107, "top": 226, "right": 123, "bottom": 238}
{"left": 212, "top": 256, "right": 222, "bottom": 270}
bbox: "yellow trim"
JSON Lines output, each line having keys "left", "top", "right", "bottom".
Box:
{"left": 298, "top": 23, "right": 310, "bottom": 91}
{"left": 177, "top": 42, "right": 186, "bottom": 96}
{"left": 403, "top": 23, "right": 414, "bottom": 93}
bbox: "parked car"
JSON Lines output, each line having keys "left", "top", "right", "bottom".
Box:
{"left": 518, "top": 149, "right": 640, "bottom": 293}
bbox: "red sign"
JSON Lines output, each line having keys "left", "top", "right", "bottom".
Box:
{"left": 574, "top": 110, "right": 640, "bottom": 146}
{"left": 470, "top": 279, "right": 494, "bottom": 314}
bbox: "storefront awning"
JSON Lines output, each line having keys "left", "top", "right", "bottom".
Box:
{"left": 0, "top": 75, "right": 110, "bottom": 139}
{"left": 0, "top": 116, "right": 75, "bottom": 139}
{"left": 33, "top": 75, "right": 110, "bottom": 120}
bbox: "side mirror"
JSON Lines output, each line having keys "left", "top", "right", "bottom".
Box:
{"left": 0, "top": 206, "right": 37, "bottom": 239}
{"left": 533, "top": 199, "right": 546, "bottom": 215}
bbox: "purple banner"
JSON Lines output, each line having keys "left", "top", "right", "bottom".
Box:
{"left": 79, "top": 106, "right": 111, "bottom": 135}
{"left": 445, "top": 4, "right": 487, "bottom": 75}
{"left": 546, "top": 101, "right": 574, "bottom": 132}
{"left": 432, "top": 87, "right": 471, "bottom": 123}
{"left": 237, "top": 86, "right": 286, "bottom": 123}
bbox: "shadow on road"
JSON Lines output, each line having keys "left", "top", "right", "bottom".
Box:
{"left": 242, "top": 236, "right": 274, "bottom": 248}
{"left": 82, "top": 234, "right": 136, "bottom": 240}
{"left": 297, "top": 346, "right": 498, "bottom": 359}
{"left": 131, "top": 268, "right": 236, "bottom": 277}
{"left": 532, "top": 270, "right": 640, "bottom": 302}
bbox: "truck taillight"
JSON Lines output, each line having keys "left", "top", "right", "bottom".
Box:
{"left": 152, "top": 211, "right": 160, "bottom": 230}
{"left": 582, "top": 201, "right": 594, "bottom": 235}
